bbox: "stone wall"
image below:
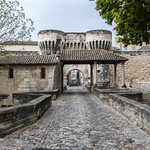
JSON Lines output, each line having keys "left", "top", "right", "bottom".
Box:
{"left": 89, "top": 87, "right": 150, "bottom": 134}
{"left": 38, "top": 29, "right": 112, "bottom": 55}
{"left": 0, "top": 65, "right": 55, "bottom": 96}
{"left": 0, "top": 94, "right": 52, "bottom": 137}
{"left": 109, "top": 94, "right": 150, "bottom": 134}
{"left": 0, "top": 94, "right": 10, "bottom": 107}
{"left": 109, "top": 52, "right": 150, "bottom": 93}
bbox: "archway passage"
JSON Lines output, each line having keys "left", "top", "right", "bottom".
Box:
{"left": 66, "top": 69, "right": 84, "bottom": 86}
{"left": 59, "top": 49, "right": 128, "bottom": 93}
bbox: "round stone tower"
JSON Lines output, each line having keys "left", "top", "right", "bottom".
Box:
{"left": 86, "top": 30, "right": 112, "bottom": 50}
{"left": 38, "top": 30, "right": 64, "bottom": 55}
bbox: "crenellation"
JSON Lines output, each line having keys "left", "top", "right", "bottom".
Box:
{"left": 38, "top": 29, "right": 112, "bottom": 54}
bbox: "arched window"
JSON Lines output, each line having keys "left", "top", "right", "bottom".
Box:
{"left": 9, "top": 68, "right": 13, "bottom": 78}
{"left": 41, "top": 67, "right": 45, "bottom": 79}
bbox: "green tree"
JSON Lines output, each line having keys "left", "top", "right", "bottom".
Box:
{"left": 0, "top": 0, "right": 34, "bottom": 51}
{"left": 91, "top": 0, "right": 150, "bottom": 46}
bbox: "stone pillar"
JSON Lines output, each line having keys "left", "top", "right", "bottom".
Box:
{"left": 91, "top": 41, "right": 94, "bottom": 50}
{"left": 93, "top": 62, "right": 97, "bottom": 85}
{"left": 114, "top": 64, "right": 118, "bottom": 87}
{"left": 98, "top": 41, "right": 100, "bottom": 50}
{"left": 60, "top": 63, "right": 64, "bottom": 93}
{"left": 90, "top": 64, "right": 93, "bottom": 85}
{"left": 95, "top": 41, "right": 97, "bottom": 49}
{"left": 121, "top": 62, "right": 126, "bottom": 88}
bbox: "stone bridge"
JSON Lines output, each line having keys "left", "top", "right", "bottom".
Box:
{"left": 0, "top": 86, "right": 150, "bottom": 150}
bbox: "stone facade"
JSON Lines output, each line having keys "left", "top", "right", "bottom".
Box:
{"left": 38, "top": 30, "right": 112, "bottom": 55}
{"left": 109, "top": 52, "right": 150, "bottom": 92}
{"left": 38, "top": 29, "right": 112, "bottom": 87}
{"left": 0, "top": 65, "right": 55, "bottom": 96}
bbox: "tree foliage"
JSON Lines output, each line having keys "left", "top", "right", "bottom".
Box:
{"left": 0, "top": 0, "right": 34, "bottom": 44}
{"left": 91, "top": 0, "right": 150, "bottom": 46}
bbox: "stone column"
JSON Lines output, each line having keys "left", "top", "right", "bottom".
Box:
{"left": 60, "top": 63, "right": 64, "bottom": 93}
{"left": 114, "top": 64, "right": 117, "bottom": 87}
{"left": 90, "top": 64, "right": 93, "bottom": 85}
{"left": 94, "top": 41, "right": 97, "bottom": 49}
{"left": 91, "top": 41, "right": 94, "bottom": 50}
{"left": 93, "top": 62, "right": 97, "bottom": 85}
{"left": 121, "top": 62, "right": 126, "bottom": 88}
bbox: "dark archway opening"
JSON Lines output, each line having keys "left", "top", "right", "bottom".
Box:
{"left": 66, "top": 69, "right": 84, "bottom": 86}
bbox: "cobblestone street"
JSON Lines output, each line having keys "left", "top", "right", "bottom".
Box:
{"left": 0, "top": 86, "right": 150, "bottom": 150}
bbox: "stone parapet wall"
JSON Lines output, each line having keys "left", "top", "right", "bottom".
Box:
{"left": 109, "top": 94, "right": 150, "bottom": 134}
{"left": 92, "top": 88, "right": 143, "bottom": 102}
{"left": 12, "top": 89, "right": 60, "bottom": 101}
{"left": 109, "top": 52, "right": 150, "bottom": 93}
{"left": 0, "top": 94, "right": 52, "bottom": 137}
{"left": 89, "top": 87, "right": 150, "bottom": 134}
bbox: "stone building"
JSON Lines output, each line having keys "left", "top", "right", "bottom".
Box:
{"left": 1, "top": 41, "right": 40, "bottom": 55}
{"left": 0, "top": 29, "right": 132, "bottom": 106}
{"left": 115, "top": 37, "right": 150, "bottom": 51}
{"left": 38, "top": 29, "right": 112, "bottom": 87}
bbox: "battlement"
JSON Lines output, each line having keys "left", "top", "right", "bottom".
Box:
{"left": 38, "top": 29, "right": 112, "bottom": 55}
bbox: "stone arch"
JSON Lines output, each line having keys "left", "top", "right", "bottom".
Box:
{"left": 81, "top": 43, "right": 84, "bottom": 49}
{"left": 63, "top": 65, "right": 89, "bottom": 86}
{"left": 92, "top": 41, "right": 95, "bottom": 49}
{"left": 67, "top": 43, "right": 69, "bottom": 49}
{"left": 49, "top": 41, "right": 51, "bottom": 49}
{"left": 99, "top": 41, "right": 102, "bottom": 49}
{"left": 78, "top": 43, "right": 80, "bottom": 49}
{"left": 66, "top": 69, "right": 84, "bottom": 86}
{"left": 96, "top": 40, "right": 98, "bottom": 49}
{"left": 70, "top": 43, "right": 73, "bottom": 49}
{"left": 52, "top": 41, "right": 55, "bottom": 49}
{"left": 74, "top": 42, "right": 77, "bottom": 49}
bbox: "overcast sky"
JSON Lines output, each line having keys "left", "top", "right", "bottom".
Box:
{"left": 17, "top": 0, "right": 116, "bottom": 46}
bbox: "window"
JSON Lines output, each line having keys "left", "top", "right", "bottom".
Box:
{"left": 9, "top": 68, "right": 13, "bottom": 78}
{"left": 132, "top": 46, "right": 136, "bottom": 51}
{"left": 41, "top": 67, "right": 45, "bottom": 79}
{"left": 123, "top": 47, "right": 127, "bottom": 51}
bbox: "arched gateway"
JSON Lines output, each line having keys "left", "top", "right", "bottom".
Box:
{"left": 0, "top": 29, "right": 128, "bottom": 96}
{"left": 37, "top": 29, "right": 128, "bottom": 93}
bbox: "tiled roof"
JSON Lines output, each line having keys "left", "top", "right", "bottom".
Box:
{"left": 0, "top": 49, "right": 128, "bottom": 65}
{"left": 60, "top": 49, "right": 128, "bottom": 64}
{"left": 0, "top": 55, "right": 57, "bottom": 65}
{"left": 138, "top": 45, "right": 150, "bottom": 51}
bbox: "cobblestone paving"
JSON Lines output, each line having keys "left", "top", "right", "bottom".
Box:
{"left": 0, "top": 86, "right": 150, "bottom": 150}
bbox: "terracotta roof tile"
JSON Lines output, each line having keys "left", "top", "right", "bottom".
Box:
{"left": 0, "top": 55, "right": 57, "bottom": 65}
{"left": 60, "top": 49, "right": 128, "bottom": 64}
